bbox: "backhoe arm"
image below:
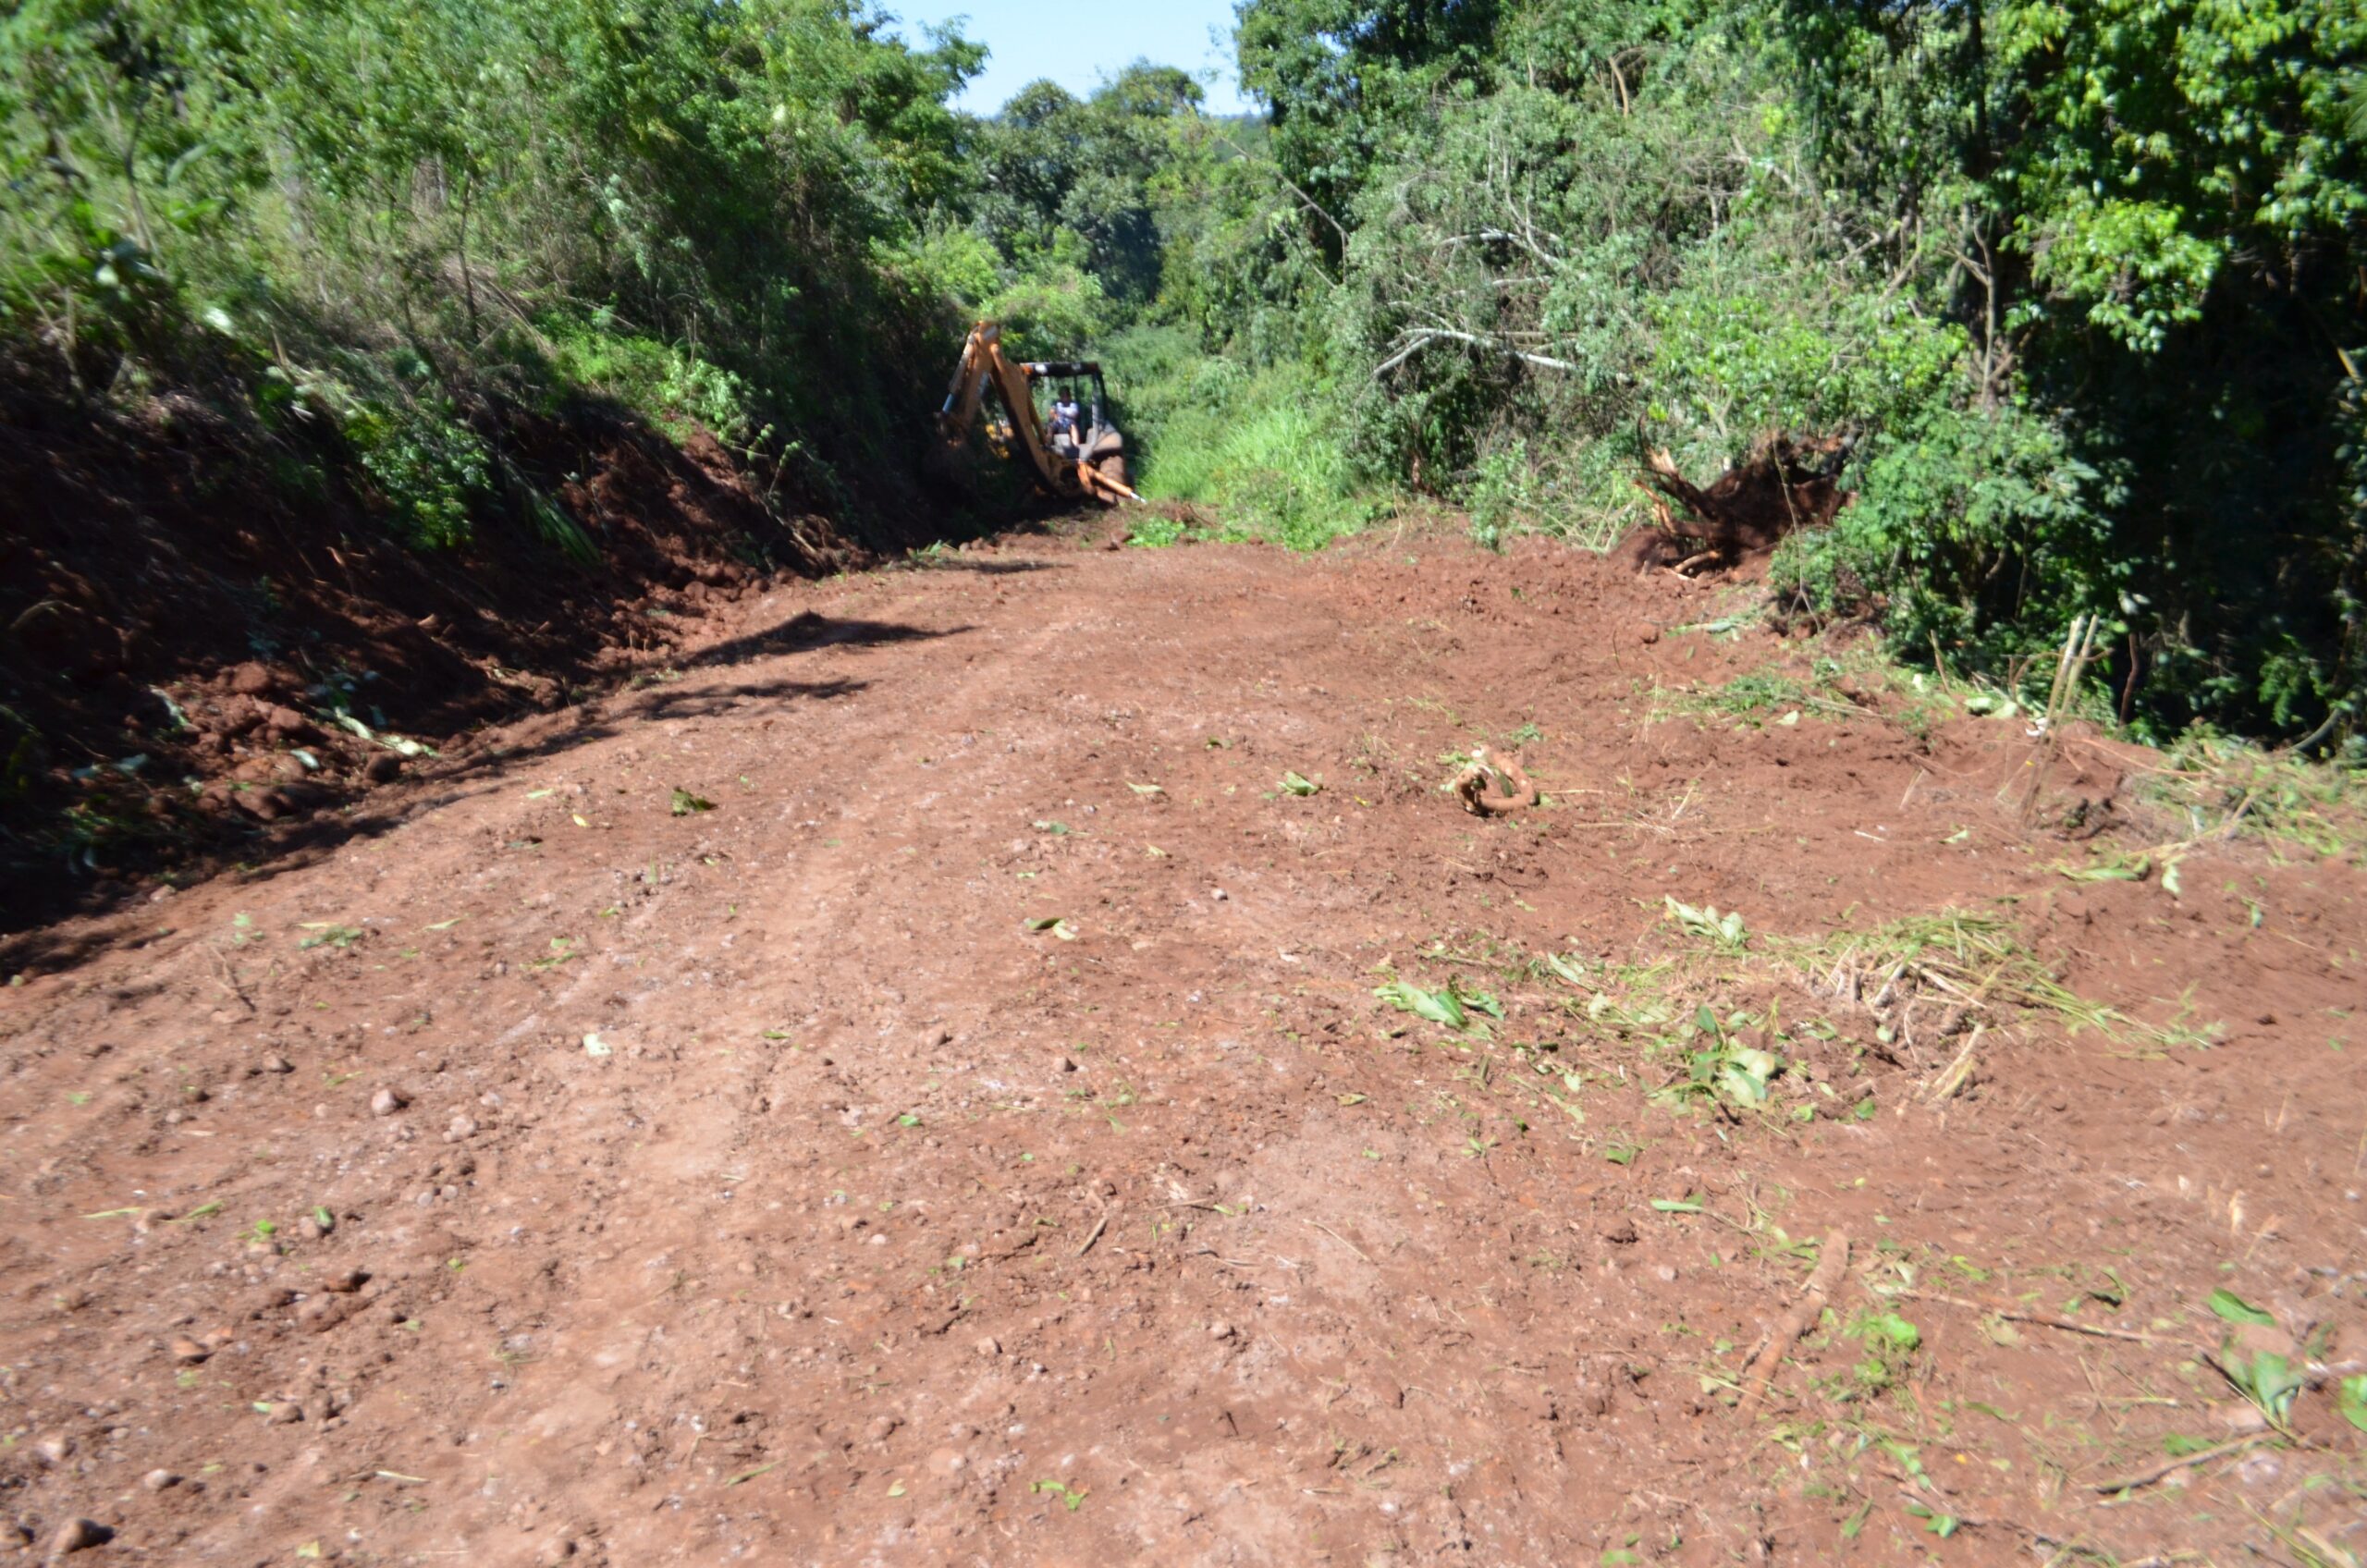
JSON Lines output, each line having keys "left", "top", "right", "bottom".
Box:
{"left": 938, "top": 325, "right": 992, "bottom": 439}
{"left": 938, "top": 322, "right": 1064, "bottom": 493}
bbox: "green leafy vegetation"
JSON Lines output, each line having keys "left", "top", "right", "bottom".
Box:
{"left": 1662, "top": 899, "right": 1748, "bottom": 954}
{"left": 4, "top": 0, "right": 999, "bottom": 544}
{"left": 1843, "top": 1310, "right": 1922, "bottom": 1398}
{"left": 1374, "top": 975, "right": 1504, "bottom": 1035}
{"left": 1192, "top": 0, "right": 2366, "bottom": 750}
{"left": 1390, "top": 899, "right": 2227, "bottom": 1161}
{"left": 1030, "top": 1477, "right": 1089, "bottom": 1513}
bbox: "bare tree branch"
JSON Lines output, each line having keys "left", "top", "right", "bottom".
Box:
{"left": 1375, "top": 327, "right": 1581, "bottom": 378}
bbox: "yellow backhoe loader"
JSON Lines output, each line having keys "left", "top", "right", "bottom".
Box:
{"left": 936, "top": 321, "right": 1138, "bottom": 505}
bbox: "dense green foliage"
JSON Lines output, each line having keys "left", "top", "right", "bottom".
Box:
{"left": 4, "top": 0, "right": 2361, "bottom": 746}
{"left": 1171, "top": 0, "right": 2363, "bottom": 746}
{"left": 3, "top": 0, "right": 989, "bottom": 543}
{"left": 1776, "top": 0, "right": 2367, "bottom": 736}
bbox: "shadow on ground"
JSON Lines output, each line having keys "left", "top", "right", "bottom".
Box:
{"left": 0, "top": 606, "right": 965, "bottom": 971}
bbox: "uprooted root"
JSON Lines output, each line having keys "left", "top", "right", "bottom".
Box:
{"left": 1737, "top": 1230, "right": 1850, "bottom": 1418}
{"left": 1788, "top": 913, "right": 2018, "bottom": 1066}
{"left": 1633, "top": 432, "right": 1854, "bottom": 575}
{"left": 1451, "top": 750, "right": 1540, "bottom": 816}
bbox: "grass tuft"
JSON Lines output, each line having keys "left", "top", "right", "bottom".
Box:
{"left": 2134, "top": 732, "right": 2367, "bottom": 864}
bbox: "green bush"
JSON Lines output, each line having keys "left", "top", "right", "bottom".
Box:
{"left": 343, "top": 393, "right": 491, "bottom": 552}
{"left": 1103, "top": 335, "right": 1370, "bottom": 549}
{"left": 539, "top": 320, "right": 765, "bottom": 448}
{"left": 1, "top": 0, "right": 986, "bottom": 545}
{"left": 1771, "top": 402, "right": 2116, "bottom": 693}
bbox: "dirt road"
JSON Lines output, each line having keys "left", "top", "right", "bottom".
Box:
{"left": 3, "top": 529, "right": 2361, "bottom": 1565}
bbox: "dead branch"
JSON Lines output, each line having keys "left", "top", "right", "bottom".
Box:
{"left": 1208, "top": 126, "right": 1348, "bottom": 251}
{"left": 1737, "top": 1230, "right": 1849, "bottom": 1416}
{"left": 1374, "top": 327, "right": 1580, "bottom": 378}
{"left": 2091, "top": 1432, "right": 2272, "bottom": 1494}
{"left": 1074, "top": 1209, "right": 1109, "bottom": 1257}
{"left": 1898, "top": 1289, "right": 2192, "bottom": 1349}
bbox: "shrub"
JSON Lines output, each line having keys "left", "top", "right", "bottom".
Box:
{"left": 1772, "top": 401, "right": 2116, "bottom": 694}
{"left": 343, "top": 393, "right": 491, "bottom": 552}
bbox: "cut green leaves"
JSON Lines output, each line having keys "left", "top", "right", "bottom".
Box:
{"left": 2227, "top": 1349, "right": 2304, "bottom": 1424}
{"left": 332, "top": 712, "right": 437, "bottom": 759}
{"left": 1648, "top": 1004, "right": 1781, "bottom": 1110}
{"left": 2338, "top": 1374, "right": 2367, "bottom": 1434}
{"left": 1849, "top": 1312, "right": 1920, "bottom": 1353}
{"left": 1662, "top": 897, "right": 1746, "bottom": 952}
{"left": 2207, "top": 1289, "right": 2276, "bottom": 1328}
{"left": 2056, "top": 852, "right": 2149, "bottom": 883}
{"left": 1901, "top": 1500, "right": 1959, "bottom": 1539}
{"left": 1373, "top": 976, "right": 1502, "bottom": 1034}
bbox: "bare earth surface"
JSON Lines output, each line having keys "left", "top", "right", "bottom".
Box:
{"left": 3, "top": 529, "right": 2363, "bottom": 1566}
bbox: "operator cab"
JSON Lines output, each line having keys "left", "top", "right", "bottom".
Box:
{"left": 1024, "top": 361, "right": 1123, "bottom": 482}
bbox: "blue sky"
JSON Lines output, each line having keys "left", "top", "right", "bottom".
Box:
{"left": 889, "top": 1, "right": 1251, "bottom": 116}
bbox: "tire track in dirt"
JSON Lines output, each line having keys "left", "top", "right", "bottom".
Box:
{"left": 485, "top": 584, "right": 1115, "bottom": 1564}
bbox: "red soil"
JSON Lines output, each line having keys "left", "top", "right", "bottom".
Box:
{"left": 1, "top": 528, "right": 2361, "bottom": 1565}
{"left": 1, "top": 387, "right": 867, "bottom": 931}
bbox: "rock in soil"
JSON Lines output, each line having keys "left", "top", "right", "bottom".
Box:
{"left": 48, "top": 1518, "right": 112, "bottom": 1555}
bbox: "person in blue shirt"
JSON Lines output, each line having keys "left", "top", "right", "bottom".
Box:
{"left": 1048, "top": 392, "right": 1082, "bottom": 456}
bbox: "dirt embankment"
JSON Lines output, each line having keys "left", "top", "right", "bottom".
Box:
{"left": 0, "top": 526, "right": 2361, "bottom": 1566}
{"left": 1, "top": 373, "right": 884, "bottom": 933}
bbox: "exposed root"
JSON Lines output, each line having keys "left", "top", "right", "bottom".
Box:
{"left": 1737, "top": 1229, "right": 1849, "bottom": 1417}
{"left": 1922, "top": 1026, "right": 1982, "bottom": 1102}
{"left": 2091, "top": 1432, "right": 2273, "bottom": 1494}
{"left": 1450, "top": 749, "right": 1540, "bottom": 816}
{"left": 1632, "top": 432, "right": 1855, "bottom": 576}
